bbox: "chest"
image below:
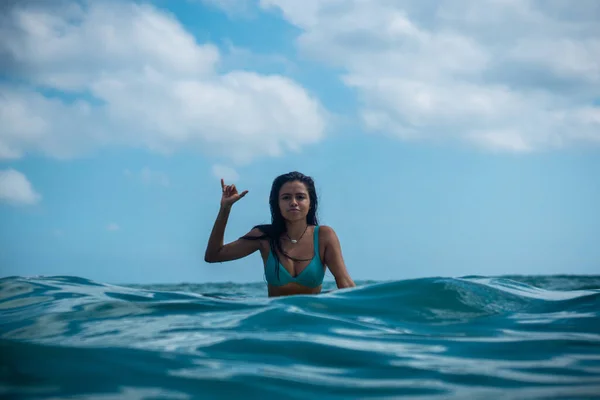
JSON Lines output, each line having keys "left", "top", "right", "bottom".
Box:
{"left": 262, "top": 237, "right": 324, "bottom": 277}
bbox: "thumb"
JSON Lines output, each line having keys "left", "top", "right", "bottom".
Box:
{"left": 240, "top": 190, "right": 249, "bottom": 198}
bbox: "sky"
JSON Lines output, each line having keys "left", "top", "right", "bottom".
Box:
{"left": 1, "top": 0, "right": 599, "bottom": 284}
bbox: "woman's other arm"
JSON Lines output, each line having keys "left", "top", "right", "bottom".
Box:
{"left": 321, "top": 226, "right": 356, "bottom": 289}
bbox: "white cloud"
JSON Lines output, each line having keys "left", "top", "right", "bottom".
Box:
{"left": 0, "top": 168, "right": 41, "bottom": 206}
{"left": 212, "top": 164, "right": 240, "bottom": 182}
{"left": 0, "top": 1, "right": 326, "bottom": 163}
{"left": 106, "top": 223, "right": 120, "bottom": 231}
{"left": 219, "top": 41, "right": 296, "bottom": 75}
{"left": 260, "top": 0, "right": 600, "bottom": 152}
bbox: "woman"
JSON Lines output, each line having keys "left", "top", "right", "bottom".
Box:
{"left": 204, "top": 171, "right": 355, "bottom": 297}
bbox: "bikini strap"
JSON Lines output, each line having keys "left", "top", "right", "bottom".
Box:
{"left": 313, "top": 225, "right": 320, "bottom": 255}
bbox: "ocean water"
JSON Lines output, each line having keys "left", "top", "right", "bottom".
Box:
{"left": 1, "top": 275, "right": 600, "bottom": 399}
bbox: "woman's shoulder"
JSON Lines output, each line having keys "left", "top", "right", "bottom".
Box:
{"left": 316, "top": 225, "right": 338, "bottom": 240}
{"left": 242, "top": 225, "right": 271, "bottom": 239}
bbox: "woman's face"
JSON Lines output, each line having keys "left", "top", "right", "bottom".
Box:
{"left": 278, "top": 180, "right": 310, "bottom": 222}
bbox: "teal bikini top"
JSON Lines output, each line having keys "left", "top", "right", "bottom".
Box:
{"left": 264, "top": 225, "right": 325, "bottom": 288}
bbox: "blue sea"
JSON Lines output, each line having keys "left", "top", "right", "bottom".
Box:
{"left": 1, "top": 275, "right": 600, "bottom": 399}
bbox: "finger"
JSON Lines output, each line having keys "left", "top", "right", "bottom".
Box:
{"left": 240, "top": 190, "right": 249, "bottom": 197}
{"left": 221, "top": 179, "right": 225, "bottom": 190}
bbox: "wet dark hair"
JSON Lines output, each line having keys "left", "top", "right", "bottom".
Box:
{"left": 241, "top": 171, "right": 319, "bottom": 281}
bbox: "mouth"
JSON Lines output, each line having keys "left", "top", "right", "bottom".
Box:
{"left": 288, "top": 209, "right": 300, "bottom": 212}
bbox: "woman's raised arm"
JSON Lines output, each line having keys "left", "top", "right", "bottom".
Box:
{"left": 204, "top": 179, "right": 259, "bottom": 263}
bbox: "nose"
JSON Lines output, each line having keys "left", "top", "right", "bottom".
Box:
{"left": 290, "top": 198, "right": 298, "bottom": 207}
